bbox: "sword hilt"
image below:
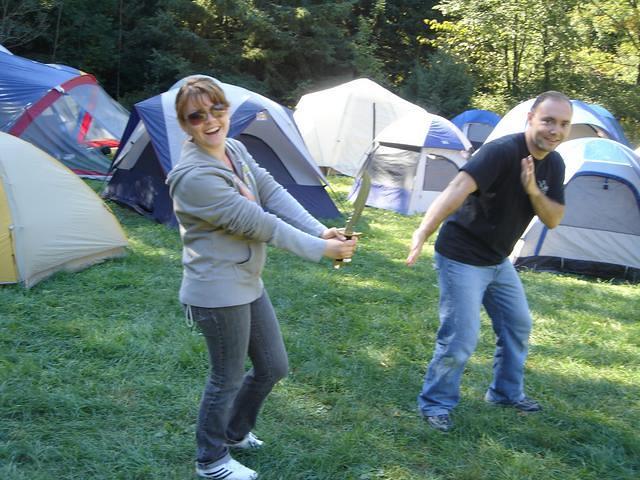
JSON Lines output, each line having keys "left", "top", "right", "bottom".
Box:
{"left": 332, "top": 233, "right": 353, "bottom": 269}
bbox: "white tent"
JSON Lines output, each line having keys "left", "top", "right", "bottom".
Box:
{"left": 294, "top": 78, "right": 426, "bottom": 176}
{"left": 351, "top": 111, "right": 471, "bottom": 215}
{"left": 485, "top": 98, "right": 628, "bottom": 146}
{"left": 511, "top": 137, "right": 640, "bottom": 282}
{"left": 0, "top": 133, "right": 128, "bottom": 288}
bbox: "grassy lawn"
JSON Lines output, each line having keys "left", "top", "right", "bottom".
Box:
{"left": 1, "top": 175, "right": 638, "bottom": 479}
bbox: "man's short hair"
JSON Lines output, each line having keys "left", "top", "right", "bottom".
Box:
{"left": 531, "top": 91, "right": 572, "bottom": 112}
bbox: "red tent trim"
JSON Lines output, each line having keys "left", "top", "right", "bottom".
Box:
{"left": 9, "top": 74, "right": 97, "bottom": 136}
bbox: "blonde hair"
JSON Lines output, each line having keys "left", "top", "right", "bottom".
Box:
{"left": 175, "top": 77, "right": 229, "bottom": 129}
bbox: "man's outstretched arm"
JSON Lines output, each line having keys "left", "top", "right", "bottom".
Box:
{"left": 406, "top": 171, "right": 478, "bottom": 266}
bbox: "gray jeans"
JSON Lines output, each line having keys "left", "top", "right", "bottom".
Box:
{"left": 190, "top": 290, "right": 288, "bottom": 464}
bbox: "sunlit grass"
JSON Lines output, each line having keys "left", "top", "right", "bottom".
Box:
{"left": 0, "top": 175, "right": 637, "bottom": 479}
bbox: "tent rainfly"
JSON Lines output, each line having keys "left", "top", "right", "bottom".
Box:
{"left": 0, "top": 51, "right": 129, "bottom": 178}
{"left": 104, "top": 75, "right": 339, "bottom": 226}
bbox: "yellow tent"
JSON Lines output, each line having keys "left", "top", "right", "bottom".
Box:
{"left": 0, "top": 132, "right": 128, "bottom": 287}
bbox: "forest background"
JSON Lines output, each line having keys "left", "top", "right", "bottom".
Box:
{"left": 2, "top": 0, "right": 640, "bottom": 144}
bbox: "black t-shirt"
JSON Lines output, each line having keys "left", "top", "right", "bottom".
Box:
{"left": 435, "top": 133, "right": 565, "bottom": 266}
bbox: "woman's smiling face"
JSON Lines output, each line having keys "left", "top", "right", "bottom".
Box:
{"left": 183, "top": 94, "right": 230, "bottom": 155}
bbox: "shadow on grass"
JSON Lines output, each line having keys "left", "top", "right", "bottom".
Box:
{"left": 255, "top": 323, "right": 639, "bottom": 479}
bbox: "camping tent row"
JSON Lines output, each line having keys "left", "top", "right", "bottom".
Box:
{"left": 485, "top": 98, "right": 631, "bottom": 147}
{"left": 350, "top": 111, "right": 472, "bottom": 215}
{"left": 294, "top": 78, "right": 427, "bottom": 177}
{"left": 105, "top": 75, "right": 339, "bottom": 226}
{"left": 511, "top": 137, "right": 640, "bottom": 282}
{"left": 0, "top": 51, "right": 128, "bottom": 178}
{"left": 0, "top": 133, "right": 128, "bottom": 288}
{"left": 450, "top": 109, "right": 501, "bottom": 150}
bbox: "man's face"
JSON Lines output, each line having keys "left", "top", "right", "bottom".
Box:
{"left": 526, "top": 98, "right": 573, "bottom": 155}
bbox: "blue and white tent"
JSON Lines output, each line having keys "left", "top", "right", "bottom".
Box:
{"left": 485, "top": 98, "right": 629, "bottom": 146}
{"left": 351, "top": 111, "right": 472, "bottom": 215}
{"left": 451, "top": 109, "right": 501, "bottom": 150}
{"left": 104, "top": 75, "right": 339, "bottom": 226}
{"left": 586, "top": 103, "right": 632, "bottom": 148}
{"left": 0, "top": 51, "right": 128, "bottom": 178}
{"left": 511, "top": 137, "right": 640, "bottom": 282}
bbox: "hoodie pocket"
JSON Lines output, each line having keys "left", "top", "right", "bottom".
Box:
{"left": 235, "top": 242, "right": 266, "bottom": 276}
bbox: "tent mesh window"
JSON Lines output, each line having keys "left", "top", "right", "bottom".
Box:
{"left": 562, "top": 175, "right": 640, "bottom": 235}
{"left": 423, "top": 155, "right": 459, "bottom": 192}
{"left": 368, "top": 146, "right": 420, "bottom": 191}
{"left": 466, "top": 123, "right": 494, "bottom": 144}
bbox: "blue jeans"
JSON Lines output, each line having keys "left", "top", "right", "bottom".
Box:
{"left": 190, "top": 290, "right": 288, "bottom": 464}
{"left": 418, "top": 252, "right": 533, "bottom": 416}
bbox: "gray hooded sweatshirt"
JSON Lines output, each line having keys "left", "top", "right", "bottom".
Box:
{"left": 166, "top": 138, "right": 327, "bottom": 308}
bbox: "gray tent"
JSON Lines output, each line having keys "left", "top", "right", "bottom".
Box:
{"left": 511, "top": 137, "right": 640, "bottom": 282}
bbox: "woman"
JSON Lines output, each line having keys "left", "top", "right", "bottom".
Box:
{"left": 167, "top": 76, "right": 356, "bottom": 480}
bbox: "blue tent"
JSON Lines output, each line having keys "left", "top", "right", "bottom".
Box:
{"left": 512, "top": 137, "right": 640, "bottom": 282}
{"left": 451, "top": 109, "right": 501, "bottom": 150}
{"left": 0, "top": 51, "right": 128, "bottom": 178}
{"left": 104, "top": 75, "right": 340, "bottom": 226}
{"left": 580, "top": 102, "right": 631, "bottom": 148}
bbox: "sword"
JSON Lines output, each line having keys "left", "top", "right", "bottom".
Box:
{"left": 333, "top": 170, "right": 371, "bottom": 269}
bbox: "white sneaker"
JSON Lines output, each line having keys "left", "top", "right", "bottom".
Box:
{"left": 195, "top": 457, "right": 258, "bottom": 479}
{"left": 225, "top": 432, "right": 264, "bottom": 450}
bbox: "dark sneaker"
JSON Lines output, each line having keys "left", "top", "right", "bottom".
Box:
{"left": 424, "top": 413, "right": 453, "bottom": 432}
{"left": 485, "top": 395, "right": 542, "bottom": 412}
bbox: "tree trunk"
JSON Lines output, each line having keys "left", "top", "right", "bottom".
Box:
{"left": 51, "top": 1, "right": 63, "bottom": 62}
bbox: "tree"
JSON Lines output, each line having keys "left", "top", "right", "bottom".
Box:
{"left": 427, "top": 0, "right": 578, "bottom": 100}
{"left": 353, "top": 0, "right": 440, "bottom": 87}
{"left": 401, "top": 50, "right": 473, "bottom": 117}
{"left": 0, "top": 0, "right": 49, "bottom": 48}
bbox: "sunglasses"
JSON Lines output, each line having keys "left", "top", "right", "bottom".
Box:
{"left": 186, "top": 104, "right": 228, "bottom": 126}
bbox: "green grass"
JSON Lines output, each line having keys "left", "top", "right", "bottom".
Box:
{"left": 1, "top": 176, "right": 638, "bottom": 479}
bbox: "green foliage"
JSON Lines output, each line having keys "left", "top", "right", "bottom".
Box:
{"left": 352, "top": 15, "right": 386, "bottom": 85}
{"left": 0, "top": 0, "right": 49, "bottom": 48}
{"left": 401, "top": 50, "right": 474, "bottom": 117}
{"left": 3, "top": 0, "right": 640, "bottom": 142}
{"left": 354, "top": 0, "right": 440, "bottom": 85}
{"left": 0, "top": 177, "right": 638, "bottom": 479}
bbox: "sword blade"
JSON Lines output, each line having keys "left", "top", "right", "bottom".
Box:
{"left": 344, "top": 171, "right": 371, "bottom": 236}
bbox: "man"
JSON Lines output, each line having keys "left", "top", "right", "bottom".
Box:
{"left": 406, "top": 91, "right": 572, "bottom": 432}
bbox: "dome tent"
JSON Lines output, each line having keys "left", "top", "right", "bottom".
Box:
{"left": 511, "top": 137, "right": 640, "bottom": 282}
{"left": 351, "top": 111, "right": 472, "bottom": 215}
{"left": 104, "top": 75, "right": 339, "bottom": 226}
{"left": 294, "top": 78, "right": 426, "bottom": 177}
{"left": 451, "top": 109, "right": 501, "bottom": 150}
{"left": 485, "top": 98, "right": 629, "bottom": 147}
{"left": 0, "top": 133, "right": 128, "bottom": 288}
{"left": 0, "top": 51, "right": 128, "bottom": 178}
